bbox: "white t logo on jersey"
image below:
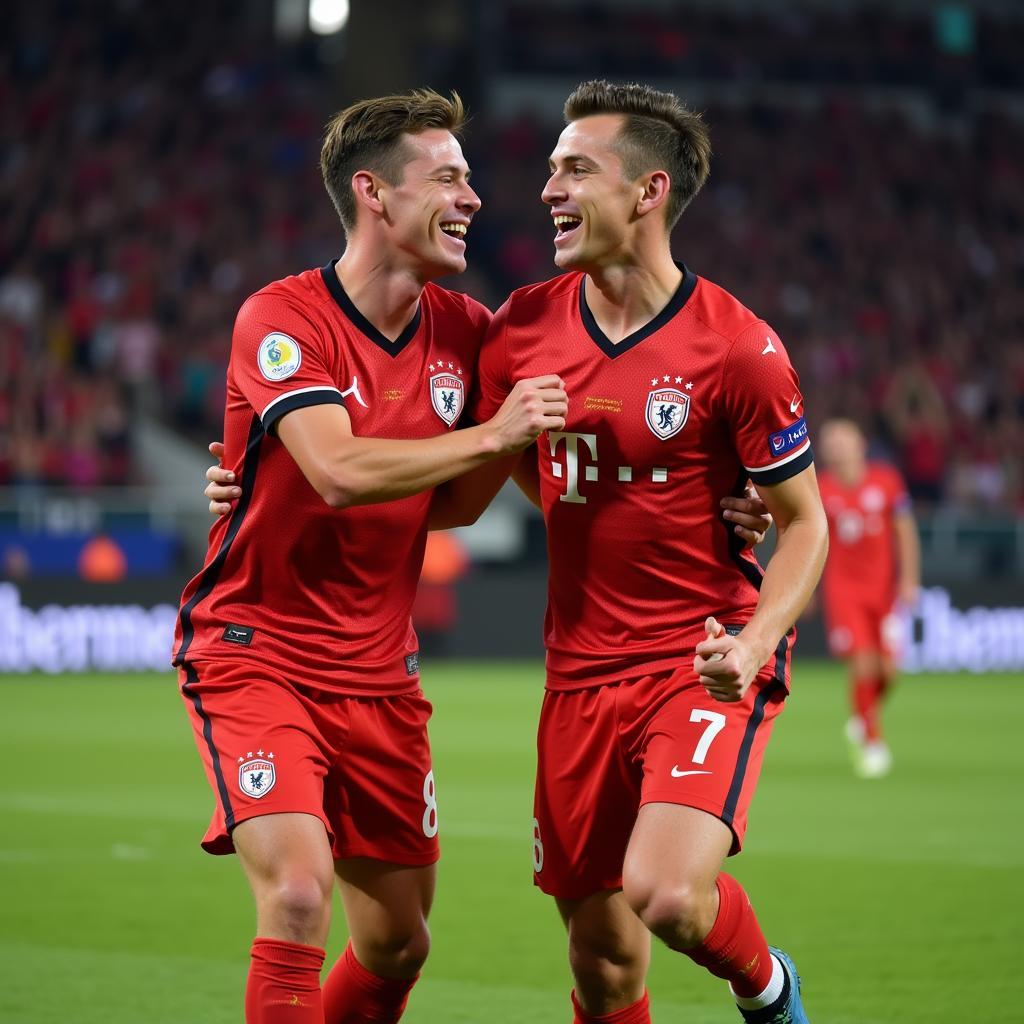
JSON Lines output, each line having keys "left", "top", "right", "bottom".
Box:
{"left": 548, "top": 431, "right": 670, "bottom": 503}
{"left": 549, "top": 432, "right": 598, "bottom": 504}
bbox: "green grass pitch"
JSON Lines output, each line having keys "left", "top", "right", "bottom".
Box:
{"left": 2, "top": 660, "right": 1020, "bottom": 1022}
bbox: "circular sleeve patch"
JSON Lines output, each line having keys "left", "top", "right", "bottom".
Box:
{"left": 257, "top": 333, "right": 302, "bottom": 381}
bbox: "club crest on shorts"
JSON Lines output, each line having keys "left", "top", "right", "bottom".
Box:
{"left": 429, "top": 372, "right": 464, "bottom": 427}
{"left": 239, "top": 758, "right": 276, "bottom": 799}
{"left": 645, "top": 388, "right": 689, "bottom": 440}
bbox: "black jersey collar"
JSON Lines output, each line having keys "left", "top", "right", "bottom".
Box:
{"left": 320, "top": 259, "right": 422, "bottom": 357}
{"left": 578, "top": 261, "right": 698, "bottom": 358}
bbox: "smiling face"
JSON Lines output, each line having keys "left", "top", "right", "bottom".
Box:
{"left": 377, "top": 128, "right": 481, "bottom": 278}
{"left": 542, "top": 113, "right": 654, "bottom": 272}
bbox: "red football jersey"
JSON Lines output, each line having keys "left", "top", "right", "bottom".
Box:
{"left": 818, "top": 462, "right": 910, "bottom": 607}
{"left": 471, "top": 265, "right": 812, "bottom": 689}
{"left": 173, "top": 261, "right": 490, "bottom": 695}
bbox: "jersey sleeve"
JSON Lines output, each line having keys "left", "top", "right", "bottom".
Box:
{"left": 720, "top": 322, "right": 813, "bottom": 486}
{"left": 467, "top": 297, "right": 512, "bottom": 425}
{"left": 230, "top": 291, "right": 345, "bottom": 436}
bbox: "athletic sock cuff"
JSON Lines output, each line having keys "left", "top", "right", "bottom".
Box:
{"left": 571, "top": 989, "right": 650, "bottom": 1023}
{"left": 251, "top": 937, "right": 326, "bottom": 970}
{"left": 342, "top": 942, "right": 419, "bottom": 994}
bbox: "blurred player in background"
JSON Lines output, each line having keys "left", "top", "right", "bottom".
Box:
{"left": 467, "top": 81, "right": 828, "bottom": 1024}
{"left": 817, "top": 418, "right": 921, "bottom": 778}
{"left": 174, "top": 89, "right": 567, "bottom": 1024}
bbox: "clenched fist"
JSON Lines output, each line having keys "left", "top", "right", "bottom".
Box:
{"left": 693, "top": 616, "right": 762, "bottom": 703}
{"left": 485, "top": 376, "right": 568, "bottom": 455}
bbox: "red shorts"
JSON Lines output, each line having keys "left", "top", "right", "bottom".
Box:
{"left": 824, "top": 594, "right": 902, "bottom": 657}
{"left": 533, "top": 635, "right": 791, "bottom": 900}
{"left": 178, "top": 658, "right": 440, "bottom": 865}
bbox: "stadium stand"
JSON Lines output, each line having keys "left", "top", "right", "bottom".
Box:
{"left": 2, "top": 1, "right": 1021, "bottom": 516}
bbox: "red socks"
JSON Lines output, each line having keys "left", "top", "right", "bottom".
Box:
{"left": 571, "top": 989, "right": 651, "bottom": 1023}
{"left": 853, "top": 675, "right": 883, "bottom": 741}
{"left": 246, "top": 938, "right": 325, "bottom": 1023}
{"left": 680, "top": 873, "right": 773, "bottom": 998}
{"left": 244, "top": 939, "right": 417, "bottom": 1024}
{"left": 322, "top": 942, "right": 419, "bottom": 1024}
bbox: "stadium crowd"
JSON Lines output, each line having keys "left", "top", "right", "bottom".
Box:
{"left": 497, "top": 3, "right": 1024, "bottom": 92}
{"left": 2, "top": 2, "right": 1022, "bottom": 508}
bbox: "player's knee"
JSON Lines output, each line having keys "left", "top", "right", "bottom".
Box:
{"left": 392, "top": 921, "right": 431, "bottom": 974}
{"left": 362, "top": 918, "right": 431, "bottom": 977}
{"left": 568, "top": 935, "right": 645, "bottom": 999}
{"left": 625, "top": 881, "right": 710, "bottom": 949}
{"left": 263, "top": 872, "right": 333, "bottom": 935}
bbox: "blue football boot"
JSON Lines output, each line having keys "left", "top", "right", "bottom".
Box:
{"left": 737, "top": 946, "right": 809, "bottom": 1024}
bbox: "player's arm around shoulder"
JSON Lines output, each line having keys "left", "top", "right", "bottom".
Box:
{"left": 277, "top": 376, "right": 566, "bottom": 510}
{"left": 236, "top": 287, "right": 566, "bottom": 509}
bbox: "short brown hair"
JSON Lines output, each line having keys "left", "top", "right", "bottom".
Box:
{"left": 320, "top": 89, "right": 466, "bottom": 232}
{"left": 563, "top": 80, "right": 710, "bottom": 228}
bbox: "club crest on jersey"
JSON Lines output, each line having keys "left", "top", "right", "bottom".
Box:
{"left": 645, "top": 388, "right": 690, "bottom": 440}
{"left": 430, "top": 372, "right": 464, "bottom": 427}
{"left": 239, "top": 758, "right": 276, "bottom": 799}
{"left": 258, "top": 333, "right": 301, "bottom": 382}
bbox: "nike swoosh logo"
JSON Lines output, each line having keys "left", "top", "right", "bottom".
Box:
{"left": 789, "top": 395, "right": 801, "bottom": 414}
{"left": 671, "top": 767, "right": 713, "bottom": 778}
{"left": 340, "top": 376, "right": 369, "bottom": 409}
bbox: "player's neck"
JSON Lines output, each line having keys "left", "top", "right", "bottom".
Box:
{"left": 334, "top": 248, "right": 424, "bottom": 343}
{"left": 583, "top": 250, "right": 682, "bottom": 344}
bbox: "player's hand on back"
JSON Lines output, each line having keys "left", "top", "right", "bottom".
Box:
{"left": 720, "top": 483, "right": 772, "bottom": 548}
{"left": 204, "top": 441, "right": 241, "bottom": 517}
{"left": 694, "top": 616, "right": 761, "bottom": 703}
{"left": 486, "top": 376, "right": 568, "bottom": 455}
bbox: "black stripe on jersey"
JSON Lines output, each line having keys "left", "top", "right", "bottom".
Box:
{"left": 180, "top": 661, "right": 236, "bottom": 831}
{"left": 747, "top": 445, "right": 814, "bottom": 487}
{"left": 320, "top": 259, "right": 421, "bottom": 356}
{"left": 263, "top": 389, "right": 345, "bottom": 437}
{"left": 578, "top": 260, "right": 697, "bottom": 358}
{"left": 720, "top": 632, "right": 790, "bottom": 829}
{"left": 173, "top": 414, "right": 265, "bottom": 665}
{"left": 724, "top": 471, "right": 766, "bottom": 592}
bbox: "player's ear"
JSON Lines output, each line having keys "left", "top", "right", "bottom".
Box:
{"left": 351, "top": 171, "right": 386, "bottom": 219}
{"left": 636, "top": 170, "right": 671, "bottom": 220}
